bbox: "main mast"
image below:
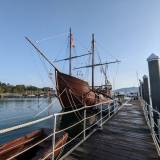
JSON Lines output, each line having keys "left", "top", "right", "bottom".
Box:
{"left": 92, "top": 34, "right": 95, "bottom": 90}
{"left": 74, "top": 34, "right": 120, "bottom": 89}
{"left": 104, "top": 64, "right": 107, "bottom": 85}
{"left": 69, "top": 28, "right": 72, "bottom": 75}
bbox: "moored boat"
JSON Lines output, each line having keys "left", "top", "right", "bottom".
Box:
{"left": 0, "top": 128, "right": 68, "bottom": 160}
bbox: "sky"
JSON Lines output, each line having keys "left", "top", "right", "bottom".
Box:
{"left": 1, "top": 0, "right": 160, "bottom": 89}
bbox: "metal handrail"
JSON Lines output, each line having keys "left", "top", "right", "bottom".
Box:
{"left": 52, "top": 99, "right": 119, "bottom": 160}
{"left": 55, "top": 119, "right": 84, "bottom": 134}
{"left": 85, "top": 110, "right": 101, "bottom": 121}
{"left": 143, "top": 100, "right": 160, "bottom": 156}
{"left": 0, "top": 115, "right": 53, "bottom": 134}
{"left": 0, "top": 99, "right": 119, "bottom": 160}
{"left": 54, "top": 101, "right": 113, "bottom": 116}
{"left": 55, "top": 107, "right": 103, "bottom": 135}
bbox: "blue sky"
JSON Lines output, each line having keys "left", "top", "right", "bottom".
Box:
{"left": 1, "top": 0, "right": 160, "bottom": 89}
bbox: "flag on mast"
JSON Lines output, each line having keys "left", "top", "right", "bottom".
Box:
{"left": 71, "top": 33, "right": 75, "bottom": 48}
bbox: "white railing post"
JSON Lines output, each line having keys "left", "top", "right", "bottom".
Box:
{"left": 116, "top": 100, "right": 118, "bottom": 112}
{"left": 108, "top": 104, "right": 111, "bottom": 117}
{"left": 116, "top": 100, "right": 117, "bottom": 112}
{"left": 100, "top": 104, "right": 103, "bottom": 129}
{"left": 52, "top": 115, "right": 57, "bottom": 160}
{"left": 115, "top": 100, "right": 118, "bottom": 113}
{"left": 113, "top": 100, "right": 115, "bottom": 113}
{"left": 146, "top": 104, "right": 149, "bottom": 121}
{"left": 149, "top": 105, "right": 154, "bottom": 133}
{"left": 144, "top": 102, "right": 147, "bottom": 119}
{"left": 83, "top": 109, "right": 86, "bottom": 140}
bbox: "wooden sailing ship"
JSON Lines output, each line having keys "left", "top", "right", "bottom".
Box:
{"left": 26, "top": 29, "right": 120, "bottom": 111}
{"left": 0, "top": 29, "right": 121, "bottom": 160}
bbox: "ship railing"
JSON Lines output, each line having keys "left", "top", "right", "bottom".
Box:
{"left": 51, "top": 99, "right": 121, "bottom": 160}
{"left": 143, "top": 101, "right": 160, "bottom": 156}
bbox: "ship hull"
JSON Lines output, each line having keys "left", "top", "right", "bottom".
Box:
{"left": 56, "top": 71, "right": 112, "bottom": 110}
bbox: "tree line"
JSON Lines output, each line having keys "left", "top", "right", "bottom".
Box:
{"left": 0, "top": 82, "right": 52, "bottom": 95}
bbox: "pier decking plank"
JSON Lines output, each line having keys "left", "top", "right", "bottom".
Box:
{"left": 65, "top": 100, "right": 159, "bottom": 160}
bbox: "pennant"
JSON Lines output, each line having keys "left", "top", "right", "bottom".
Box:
{"left": 71, "top": 33, "right": 75, "bottom": 48}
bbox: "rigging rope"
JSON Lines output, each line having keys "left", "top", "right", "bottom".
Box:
{"left": 69, "top": 89, "right": 83, "bottom": 119}
{"left": 34, "top": 88, "right": 67, "bottom": 118}
{"left": 96, "top": 40, "right": 118, "bottom": 60}
{"left": 36, "top": 32, "right": 67, "bottom": 44}
{"left": 34, "top": 99, "right": 56, "bottom": 118}
{"left": 27, "top": 47, "right": 46, "bottom": 87}
{"left": 36, "top": 51, "right": 55, "bottom": 89}
{"left": 112, "top": 63, "right": 120, "bottom": 90}
{"left": 96, "top": 47, "right": 108, "bottom": 85}
{"left": 64, "top": 89, "right": 81, "bottom": 121}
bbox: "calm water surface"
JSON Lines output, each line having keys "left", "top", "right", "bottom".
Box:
{"left": 0, "top": 97, "right": 62, "bottom": 144}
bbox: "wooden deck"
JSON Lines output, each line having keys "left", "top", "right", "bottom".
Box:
{"left": 65, "top": 100, "right": 160, "bottom": 160}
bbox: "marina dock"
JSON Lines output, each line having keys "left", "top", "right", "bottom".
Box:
{"left": 64, "top": 100, "right": 159, "bottom": 160}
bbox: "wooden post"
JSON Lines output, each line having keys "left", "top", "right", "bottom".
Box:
{"left": 108, "top": 105, "right": 111, "bottom": 117}
{"left": 149, "top": 106, "right": 154, "bottom": 132}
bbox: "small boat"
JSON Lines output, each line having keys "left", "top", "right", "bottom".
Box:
{"left": 0, "top": 128, "right": 68, "bottom": 160}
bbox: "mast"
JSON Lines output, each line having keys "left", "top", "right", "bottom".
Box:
{"left": 92, "top": 34, "right": 95, "bottom": 90}
{"left": 52, "top": 28, "right": 92, "bottom": 72}
{"left": 74, "top": 34, "right": 120, "bottom": 89}
{"left": 69, "top": 28, "right": 72, "bottom": 75}
{"left": 104, "top": 64, "right": 107, "bottom": 85}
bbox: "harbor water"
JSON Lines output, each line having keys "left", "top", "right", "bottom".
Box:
{"left": 0, "top": 97, "right": 61, "bottom": 144}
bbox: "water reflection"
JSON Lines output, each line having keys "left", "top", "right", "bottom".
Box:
{"left": 0, "top": 98, "right": 106, "bottom": 159}
{"left": 0, "top": 97, "right": 61, "bottom": 144}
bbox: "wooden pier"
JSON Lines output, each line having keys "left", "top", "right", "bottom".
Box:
{"left": 64, "top": 100, "right": 159, "bottom": 160}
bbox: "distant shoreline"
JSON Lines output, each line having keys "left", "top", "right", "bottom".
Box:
{"left": 0, "top": 93, "right": 56, "bottom": 99}
{"left": 0, "top": 82, "right": 56, "bottom": 98}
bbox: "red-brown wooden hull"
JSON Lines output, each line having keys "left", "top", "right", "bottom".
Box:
{"left": 56, "top": 71, "right": 112, "bottom": 110}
